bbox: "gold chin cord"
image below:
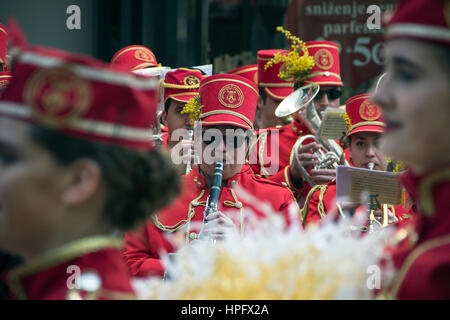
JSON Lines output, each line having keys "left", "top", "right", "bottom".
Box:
{"left": 276, "top": 83, "right": 347, "bottom": 187}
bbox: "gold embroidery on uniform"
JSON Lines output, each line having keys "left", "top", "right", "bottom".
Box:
{"left": 153, "top": 189, "right": 206, "bottom": 232}
{"left": 418, "top": 168, "right": 450, "bottom": 216}
{"left": 7, "top": 236, "right": 123, "bottom": 300}
{"left": 301, "top": 184, "right": 327, "bottom": 226}
{"left": 389, "top": 234, "right": 450, "bottom": 298}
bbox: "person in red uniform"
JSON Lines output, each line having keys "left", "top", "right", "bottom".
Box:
{"left": 123, "top": 74, "right": 300, "bottom": 278}
{"left": 109, "top": 44, "right": 169, "bottom": 139}
{"left": 0, "top": 28, "right": 180, "bottom": 299}
{"left": 302, "top": 93, "right": 411, "bottom": 229}
{"left": 256, "top": 50, "right": 294, "bottom": 129}
{"left": 250, "top": 41, "right": 344, "bottom": 208}
{"left": 370, "top": 0, "right": 450, "bottom": 299}
{"left": 159, "top": 68, "right": 203, "bottom": 175}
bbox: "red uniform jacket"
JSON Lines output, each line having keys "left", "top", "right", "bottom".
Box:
{"left": 5, "top": 237, "right": 135, "bottom": 300}
{"left": 123, "top": 164, "right": 300, "bottom": 278}
{"left": 381, "top": 166, "right": 450, "bottom": 299}
{"left": 161, "top": 132, "right": 169, "bottom": 146}
{"left": 249, "top": 120, "right": 312, "bottom": 199}
{"left": 249, "top": 119, "right": 346, "bottom": 207}
{"left": 302, "top": 180, "right": 413, "bottom": 229}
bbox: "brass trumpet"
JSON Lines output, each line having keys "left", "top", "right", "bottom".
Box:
{"left": 275, "top": 83, "right": 346, "bottom": 186}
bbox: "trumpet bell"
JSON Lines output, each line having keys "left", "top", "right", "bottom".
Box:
{"left": 275, "top": 83, "right": 320, "bottom": 118}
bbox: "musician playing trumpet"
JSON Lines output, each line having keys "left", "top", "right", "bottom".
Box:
{"left": 250, "top": 35, "right": 345, "bottom": 210}
{"left": 123, "top": 74, "right": 300, "bottom": 278}
{"left": 301, "top": 94, "right": 412, "bottom": 230}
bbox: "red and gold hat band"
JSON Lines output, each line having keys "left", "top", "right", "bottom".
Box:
{"left": 165, "top": 91, "right": 199, "bottom": 102}
{"left": 300, "top": 71, "right": 342, "bottom": 81}
{"left": 258, "top": 82, "right": 294, "bottom": 88}
{"left": 387, "top": 23, "right": 450, "bottom": 43}
{"left": 200, "top": 78, "right": 258, "bottom": 95}
{"left": 0, "top": 102, "right": 153, "bottom": 142}
{"left": 232, "top": 66, "right": 257, "bottom": 75}
{"left": 162, "top": 82, "right": 200, "bottom": 90}
{"left": 347, "top": 121, "right": 386, "bottom": 135}
{"left": 21, "top": 52, "right": 158, "bottom": 89}
{"left": 200, "top": 109, "right": 254, "bottom": 129}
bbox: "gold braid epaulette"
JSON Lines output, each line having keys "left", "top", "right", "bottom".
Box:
{"left": 301, "top": 184, "right": 328, "bottom": 227}
{"left": 153, "top": 190, "right": 206, "bottom": 234}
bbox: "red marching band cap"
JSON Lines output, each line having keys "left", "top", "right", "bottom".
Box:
{"left": 226, "top": 64, "right": 258, "bottom": 86}
{"left": 110, "top": 45, "right": 159, "bottom": 71}
{"left": 0, "top": 24, "right": 7, "bottom": 65}
{"left": 257, "top": 49, "right": 294, "bottom": 101}
{"left": 0, "top": 45, "right": 159, "bottom": 150}
{"left": 199, "top": 74, "right": 258, "bottom": 130}
{"left": 163, "top": 68, "right": 203, "bottom": 103}
{"left": 0, "top": 72, "right": 11, "bottom": 89}
{"left": 386, "top": 0, "right": 450, "bottom": 47}
{"left": 299, "top": 41, "right": 343, "bottom": 86}
{"left": 345, "top": 93, "right": 385, "bottom": 137}
{"left": 0, "top": 24, "right": 12, "bottom": 90}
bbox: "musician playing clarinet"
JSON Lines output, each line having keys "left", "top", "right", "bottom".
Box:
{"left": 123, "top": 74, "right": 301, "bottom": 278}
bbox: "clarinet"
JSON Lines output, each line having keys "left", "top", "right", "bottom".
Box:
{"left": 203, "top": 161, "right": 224, "bottom": 221}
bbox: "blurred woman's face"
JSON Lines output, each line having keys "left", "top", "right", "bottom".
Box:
{"left": 371, "top": 39, "right": 450, "bottom": 174}
{"left": 0, "top": 118, "right": 65, "bottom": 257}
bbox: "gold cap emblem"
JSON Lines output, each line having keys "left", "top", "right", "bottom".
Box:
{"left": 218, "top": 84, "right": 244, "bottom": 108}
{"left": 359, "top": 100, "right": 382, "bottom": 121}
{"left": 314, "top": 49, "right": 334, "bottom": 70}
{"left": 134, "top": 49, "right": 155, "bottom": 63}
{"left": 183, "top": 75, "right": 200, "bottom": 87}
{"left": 23, "top": 66, "right": 92, "bottom": 127}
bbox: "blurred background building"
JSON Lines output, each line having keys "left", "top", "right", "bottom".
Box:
{"left": 0, "top": 0, "right": 396, "bottom": 100}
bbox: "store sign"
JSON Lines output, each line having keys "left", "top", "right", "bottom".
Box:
{"left": 293, "top": 0, "right": 396, "bottom": 89}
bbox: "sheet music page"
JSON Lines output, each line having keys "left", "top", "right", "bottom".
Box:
{"left": 318, "top": 108, "right": 347, "bottom": 140}
{"left": 336, "top": 165, "right": 403, "bottom": 205}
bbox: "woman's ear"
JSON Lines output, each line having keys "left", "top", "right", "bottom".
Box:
{"left": 62, "top": 159, "right": 102, "bottom": 206}
{"left": 161, "top": 110, "right": 168, "bottom": 127}
{"left": 257, "top": 95, "right": 264, "bottom": 110}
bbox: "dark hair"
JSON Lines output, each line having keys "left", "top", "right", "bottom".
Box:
{"left": 258, "top": 86, "right": 267, "bottom": 104}
{"left": 164, "top": 98, "right": 172, "bottom": 113}
{"left": 433, "top": 43, "right": 450, "bottom": 76}
{"left": 29, "top": 126, "right": 181, "bottom": 231}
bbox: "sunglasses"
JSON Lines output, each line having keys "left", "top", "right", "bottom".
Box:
{"left": 314, "top": 88, "right": 342, "bottom": 101}
{"left": 202, "top": 132, "right": 249, "bottom": 149}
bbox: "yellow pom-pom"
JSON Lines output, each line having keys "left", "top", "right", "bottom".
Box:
{"left": 181, "top": 95, "right": 203, "bottom": 122}
{"left": 264, "top": 26, "right": 315, "bottom": 82}
{"left": 341, "top": 112, "right": 352, "bottom": 130}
